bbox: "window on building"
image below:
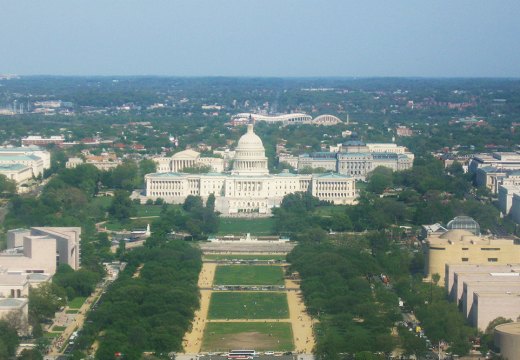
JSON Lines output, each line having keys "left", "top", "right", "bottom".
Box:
{"left": 488, "top": 258, "right": 498, "bottom": 262}
{"left": 462, "top": 248, "right": 469, "bottom": 250}
{"left": 462, "top": 258, "right": 469, "bottom": 262}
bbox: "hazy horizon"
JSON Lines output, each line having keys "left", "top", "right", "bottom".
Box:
{"left": 1, "top": 0, "right": 519, "bottom": 78}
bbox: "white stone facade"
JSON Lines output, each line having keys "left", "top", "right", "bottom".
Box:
{"left": 469, "top": 152, "right": 520, "bottom": 173}
{"left": 0, "top": 146, "right": 50, "bottom": 171}
{"left": 145, "top": 125, "right": 356, "bottom": 216}
{"left": 279, "top": 142, "right": 414, "bottom": 180}
{"left": 1, "top": 227, "right": 81, "bottom": 275}
{"left": 154, "top": 149, "right": 224, "bottom": 173}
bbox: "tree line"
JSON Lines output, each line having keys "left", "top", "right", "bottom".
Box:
{"left": 78, "top": 240, "right": 202, "bottom": 359}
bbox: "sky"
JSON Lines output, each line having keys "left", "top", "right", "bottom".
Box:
{"left": 1, "top": 0, "right": 519, "bottom": 77}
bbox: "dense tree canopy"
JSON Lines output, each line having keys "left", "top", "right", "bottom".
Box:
{"left": 77, "top": 240, "right": 201, "bottom": 360}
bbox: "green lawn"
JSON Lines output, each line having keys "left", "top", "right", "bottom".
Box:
{"left": 313, "top": 205, "right": 347, "bottom": 217}
{"left": 214, "top": 265, "right": 284, "bottom": 285}
{"left": 135, "top": 205, "right": 163, "bottom": 217}
{"left": 92, "top": 196, "right": 112, "bottom": 209}
{"left": 51, "top": 325, "right": 67, "bottom": 332}
{"left": 205, "top": 254, "right": 286, "bottom": 261}
{"left": 66, "top": 309, "right": 80, "bottom": 314}
{"left": 208, "top": 292, "right": 289, "bottom": 319}
{"left": 135, "top": 204, "right": 182, "bottom": 217}
{"left": 68, "top": 297, "right": 87, "bottom": 309}
{"left": 218, "top": 217, "right": 275, "bottom": 235}
{"left": 44, "top": 332, "right": 61, "bottom": 339}
{"left": 356, "top": 180, "right": 367, "bottom": 191}
{"left": 202, "top": 322, "right": 293, "bottom": 351}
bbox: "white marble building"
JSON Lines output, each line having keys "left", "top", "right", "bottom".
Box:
{"left": 154, "top": 149, "right": 225, "bottom": 173}
{"left": 145, "top": 125, "right": 356, "bottom": 216}
{"left": 279, "top": 141, "right": 414, "bottom": 180}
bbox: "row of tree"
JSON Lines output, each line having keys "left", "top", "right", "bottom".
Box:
{"left": 287, "top": 243, "right": 401, "bottom": 358}
{"left": 274, "top": 158, "right": 506, "bottom": 237}
{"left": 77, "top": 240, "right": 202, "bottom": 359}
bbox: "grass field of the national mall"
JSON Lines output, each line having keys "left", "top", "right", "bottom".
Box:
{"left": 202, "top": 322, "right": 293, "bottom": 351}
{"left": 208, "top": 292, "right": 289, "bottom": 319}
{"left": 213, "top": 265, "right": 285, "bottom": 286}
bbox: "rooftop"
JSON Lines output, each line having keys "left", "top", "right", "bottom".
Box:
{"left": 0, "top": 298, "right": 27, "bottom": 308}
{"left": 0, "top": 273, "right": 28, "bottom": 286}
{"left": 495, "top": 322, "right": 520, "bottom": 335}
{"left": 0, "top": 163, "right": 29, "bottom": 171}
{"left": 0, "top": 146, "right": 44, "bottom": 152}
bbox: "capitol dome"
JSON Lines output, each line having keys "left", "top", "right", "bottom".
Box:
{"left": 232, "top": 124, "right": 269, "bottom": 175}
{"left": 237, "top": 124, "right": 265, "bottom": 151}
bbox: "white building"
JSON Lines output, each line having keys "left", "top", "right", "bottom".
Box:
{"left": 0, "top": 164, "right": 33, "bottom": 185}
{"left": 0, "top": 227, "right": 81, "bottom": 275}
{"left": 498, "top": 184, "right": 520, "bottom": 215}
{"left": 0, "top": 298, "right": 28, "bottom": 330}
{"left": 231, "top": 113, "right": 343, "bottom": 126}
{"left": 469, "top": 152, "right": 520, "bottom": 173}
{"left": 145, "top": 124, "right": 356, "bottom": 216}
{"left": 279, "top": 141, "right": 414, "bottom": 180}
{"left": 21, "top": 135, "right": 65, "bottom": 147}
{"left": 442, "top": 264, "right": 520, "bottom": 331}
{"left": 66, "top": 152, "right": 122, "bottom": 171}
{"left": 153, "top": 149, "right": 225, "bottom": 173}
{"left": 231, "top": 113, "right": 313, "bottom": 126}
{"left": 0, "top": 271, "right": 29, "bottom": 298}
{"left": 0, "top": 146, "right": 51, "bottom": 181}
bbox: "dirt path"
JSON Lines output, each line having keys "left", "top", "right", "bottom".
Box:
{"left": 49, "top": 287, "right": 103, "bottom": 355}
{"left": 132, "top": 264, "right": 144, "bottom": 278}
{"left": 182, "top": 262, "right": 216, "bottom": 354}
{"left": 285, "top": 279, "right": 316, "bottom": 353}
{"left": 207, "top": 319, "right": 291, "bottom": 322}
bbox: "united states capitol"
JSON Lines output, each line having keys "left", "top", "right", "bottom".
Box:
{"left": 144, "top": 124, "right": 357, "bottom": 216}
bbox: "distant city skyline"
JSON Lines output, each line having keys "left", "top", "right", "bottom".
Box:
{"left": 1, "top": 0, "right": 519, "bottom": 77}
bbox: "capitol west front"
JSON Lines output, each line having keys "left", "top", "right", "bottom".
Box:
{"left": 145, "top": 125, "right": 356, "bottom": 216}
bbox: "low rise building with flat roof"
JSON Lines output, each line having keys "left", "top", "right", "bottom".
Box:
{"left": 30, "top": 227, "right": 81, "bottom": 270}
{"left": 469, "top": 152, "right": 520, "bottom": 174}
{"left": 2, "top": 227, "right": 81, "bottom": 275}
{"left": 424, "top": 228, "right": 520, "bottom": 284}
{"left": 498, "top": 184, "right": 520, "bottom": 215}
{"left": 462, "top": 280, "right": 520, "bottom": 320}
{"left": 0, "top": 271, "right": 29, "bottom": 298}
{"left": 7, "top": 228, "right": 31, "bottom": 249}
{"left": 0, "top": 146, "right": 50, "bottom": 172}
{"left": 452, "top": 271, "right": 520, "bottom": 302}
{"left": 0, "top": 235, "right": 57, "bottom": 275}
{"left": 445, "top": 263, "right": 520, "bottom": 295}
{"left": 473, "top": 291, "right": 520, "bottom": 331}
{"left": 0, "top": 163, "right": 33, "bottom": 185}
{"left": 0, "top": 298, "right": 28, "bottom": 327}
{"left": 21, "top": 135, "right": 64, "bottom": 147}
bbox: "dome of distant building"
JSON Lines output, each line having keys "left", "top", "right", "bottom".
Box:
{"left": 236, "top": 124, "right": 265, "bottom": 151}
{"left": 446, "top": 216, "right": 480, "bottom": 235}
{"left": 232, "top": 124, "right": 269, "bottom": 175}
